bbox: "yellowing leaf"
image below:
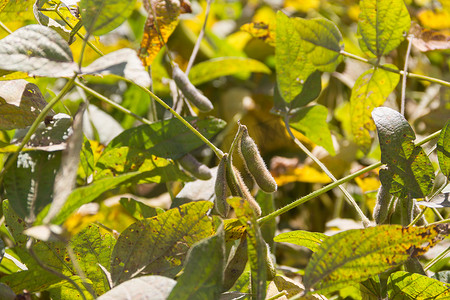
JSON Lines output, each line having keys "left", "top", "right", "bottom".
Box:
{"left": 240, "top": 22, "right": 275, "bottom": 46}
{"left": 418, "top": 9, "right": 450, "bottom": 30}
{"left": 350, "top": 65, "right": 400, "bottom": 153}
{"left": 274, "top": 165, "right": 331, "bottom": 186}
{"left": 303, "top": 224, "right": 450, "bottom": 294}
{"left": 284, "top": 0, "right": 320, "bottom": 13}
{"left": 139, "top": 0, "right": 190, "bottom": 66}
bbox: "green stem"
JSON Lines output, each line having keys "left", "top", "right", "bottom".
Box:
{"left": 74, "top": 81, "right": 153, "bottom": 125}
{"left": 284, "top": 115, "right": 370, "bottom": 227}
{"left": 132, "top": 82, "right": 224, "bottom": 159}
{"left": 340, "top": 50, "right": 450, "bottom": 88}
{"left": 0, "top": 75, "right": 77, "bottom": 184}
{"left": 257, "top": 128, "right": 441, "bottom": 226}
{"left": 424, "top": 245, "right": 450, "bottom": 271}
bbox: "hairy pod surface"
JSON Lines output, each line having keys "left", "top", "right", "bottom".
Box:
{"left": 172, "top": 64, "right": 214, "bottom": 112}
{"left": 223, "top": 237, "right": 248, "bottom": 292}
{"left": 373, "top": 184, "right": 391, "bottom": 224}
{"left": 214, "top": 154, "right": 230, "bottom": 217}
{"left": 239, "top": 127, "right": 277, "bottom": 193}
{"left": 233, "top": 166, "right": 262, "bottom": 217}
{"left": 264, "top": 242, "right": 276, "bottom": 281}
{"left": 178, "top": 153, "right": 212, "bottom": 180}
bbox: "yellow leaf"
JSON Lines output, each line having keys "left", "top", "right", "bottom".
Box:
{"left": 418, "top": 9, "right": 450, "bottom": 30}
{"left": 284, "top": 0, "right": 320, "bottom": 13}
{"left": 139, "top": 0, "right": 191, "bottom": 66}
{"left": 240, "top": 22, "right": 275, "bottom": 46}
{"left": 274, "top": 165, "right": 331, "bottom": 186}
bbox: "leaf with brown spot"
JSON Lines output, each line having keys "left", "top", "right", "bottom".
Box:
{"left": 110, "top": 201, "right": 214, "bottom": 286}
{"left": 302, "top": 224, "right": 450, "bottom": 294}
{"left": 410, "top": 22, "right": 450, "bottom": 52}
{"left": 139, "top": 0, "right": 190, "bottom": 66}
{"left": 240, "top": 22, "right": 276, "bottom": 46}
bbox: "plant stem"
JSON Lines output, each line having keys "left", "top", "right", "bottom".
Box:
{"left": 132, "top": 82, "right": 224, "bottom": 159}
{"left": 401, "top": 36, "right": 413, "bottom": 116}
{"left": 424, "top": 245, "right": 450, "bottom": 271}
{"left": 0, "top": 21, "right": 12, "bottom": 34}
{"left": 0, "top": 75, "right": 77, "bottom": 184}
{"left": 185, "top": 0, "right": 213, "bottom": 75}
{"left": 340, "top": 50, "right": 450, "bottom": 88}
{"left": 258, "top": 128, "right": 442, "bottom": 226}
{"left": 284, "top": 115, "right": 370, "bottom": 226}
{"left": 74, "top": 81, "right": 153, "bottom": 125}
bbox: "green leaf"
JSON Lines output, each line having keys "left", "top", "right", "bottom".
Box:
{"left": 274, "top": 230, "right": 327, "bottom": 252}
{"left": 290, "top": 71, "right": 322, "bottom": 110}
{"left": 0, "top": 25, "right": 77, "bottom": 77}
{"left": 94, "top": 148, "right": 190, "bottom": 182}
{"left": 119, "top": 197, "right": 157, "bottom": 220}
{"left": 437, "top": 120, "right": 450, "bottom": 180}
{"left": 303, "top": 224, "right": 449, "bottom": 294}
{"left": 357, "top": 0, "right": 411, "bottom": 58}
{"left": 70, "top": 224, "right": 116, "bottom": 296}
{"left": 289, "top": 105, "right": 335, "bottom": 155}
{"left": 82, "top": 48, "right": 151, "bottom": 87}
{"left": 276, "top": 12, "right": 314, "bottom": 103}
{"left": 188, "top": 57, "right": 271, "bottom": 86}
{"left": 102, "top": 116, "right": 225, "bottom": 160}
{"left": 2, "top": 200, "right": 28, "bottom": 246}
{"left": 167, "top": 221, "right": 225, "bottom": 300}
{"left": 372, "top": 107, "right": 435, "bottom": 198}
{"left": 293, "top": 18, "right": 343, "bottom": 73}
{"left": 3, "top": 151, "right": 61, "bottom": 222}
{"left": 0, "top": 282, "right": 15, "bottom": 300}
{"left": 350, "top": 65, "right": 400, "bottom": 153}
{"left": 97, "top": 275, "right": 176, "bottom": 300}
{"left": 0, "top": 80, "right": 54, "bottom": 130}
{"left": 388, "top": 271, "right": 450, "bottom": 299}
{"left": 228, "top": 197, "right": 266, "bottom": 300}
{"left": 110, "top": 201, "right": 214, "bottom": 285}
{"left": 79, "top": 0, "right": 137, "bottom": 36}
{"left": 275, "top": 12, "right": 342, "bottom": 103}
{"left": 0, "top": 0, "right": 36, "bottom": 23}
{"left": 47, "top": 171, "right": 143, "bottom": 225}
{"left": 0, "top": 267, "right": 61, "bottom": 294}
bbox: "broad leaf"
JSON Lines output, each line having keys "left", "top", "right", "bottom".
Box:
{"left": 372, "top": 107, "right": 435, "bottom": 198}
{"left": 82, "top": 48, "right": 151, "bottom": 87}
{"left": 188, "top": 57, "right": 271, "bottom": 86}
{"left": 0, "top": 25, "right": 77, "bottom": 77}
{"left": 275, "top": 12, "right": 342, "bottom": 103}
{"left": 388, "top": 271, "right": 450, "bottom": 299}
{"left": 357, "top": 0, "right": 411, "bottom": 58}
{"left": 3, "top": 151, "right": 61, "bottom": 222}
{"left": 289, "top": 105, "right": 335, "bottom": 155}
{"left": 275, "top": 12, "right": 314, "bottom": 103}
{"left": 70, "top": 224, "right": 116, "bottom": 296}
{"left": 0, "top": 267, "right": 62, "bottom": 294}
{"left": 110, "top": 201, "right": 214, "bottom": 285}
{"left": 228, "top": 197, "right": 266, "bottom": 300}
{"left": 2, "top": 200, "right": 28, "bottom": 246}
{"left": 79, "top": 0, "right": 136, "bottom": 36}
{"left": 303, "top": 224, "right": 450, "bottom": 294}
{"left": 139, "top": 0, "right": 185, "bottom": 66}
{"left": 167, "top": 221, "right": 225, "bottom": 300}
{"left": 120, "top": 198, "right": 157, "bottom": 220}
{"left": 102, "top": 116, "right": 225, "bottom": 160}
{"left": 438, "top": 120, "right": 450, "bottom": 180}
{"left": 97, "top": 275, "right": 176, "bottom": 300}
{"left": 47, "top": 171, "right": 143, "bottom": 225}
{"left": 0, "top": 80, "right": 54, "bottom": 130}
{"left": 274, "top": 230, "right": 327, "bottom": 252}
{"left": 350, "top": 65, "right": 400, "bottom": 153}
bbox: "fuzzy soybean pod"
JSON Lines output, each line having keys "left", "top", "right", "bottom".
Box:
{"left": 214, "top": 154, "right": 230, "bottom": 218}
{"left": 223, "top": 237, "right": 248, "bottom": 292}
{"left": 264, "top": 242, "right": 276, "bottom": 281}
{"left": 239, "top": 126, "right": 277, "bottom": 193}
{"left": 233, "top": 166, "right": 262, "bottom": 217}
{"left": 373, "top": 184, "right": 392, "bottom": 224}
{"left": 178, "top": 153, "right": 212, "bottom": 180}
{"left": 172, "top": 64, "right": 214, "bottom": 112}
